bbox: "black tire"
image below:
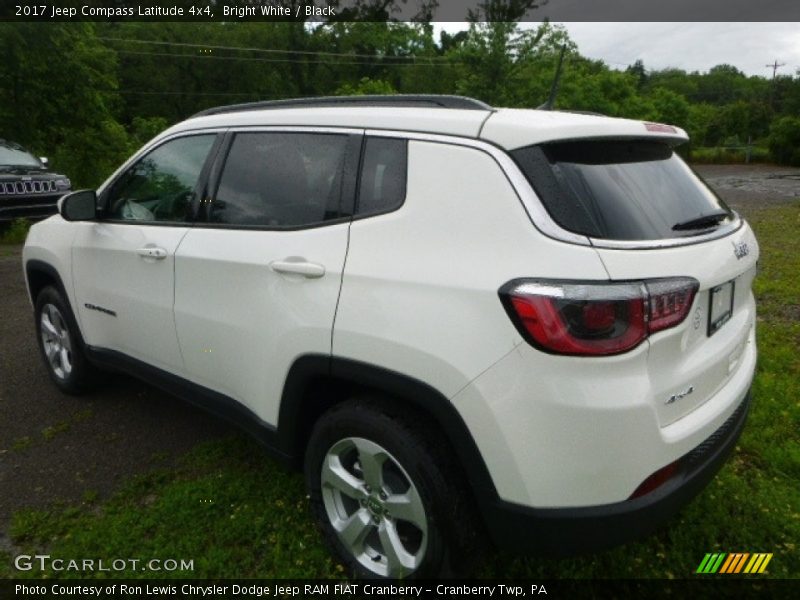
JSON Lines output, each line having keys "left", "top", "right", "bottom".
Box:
{"left": 305, "top": 397, "right": 482, "bottom": 579}
{"left": 34, "top": 285, "right": 98, "bottom": 394}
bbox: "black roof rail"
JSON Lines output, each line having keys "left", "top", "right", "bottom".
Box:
{"left": 191, "top": 95, "right": 493, "bottom": 118}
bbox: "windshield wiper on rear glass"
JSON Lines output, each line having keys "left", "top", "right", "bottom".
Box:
{"left": 672, "top": 210, "right": 730, "bottom": 231}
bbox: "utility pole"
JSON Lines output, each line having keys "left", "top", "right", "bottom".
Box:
{"left": 766, "top": 59, "right": 785, "bottom": 80}
{"left": 766, "top": 60, "right": 786, "bottom": 109}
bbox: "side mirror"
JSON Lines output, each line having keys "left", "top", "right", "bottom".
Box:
{"left": 58, "top": 190, "right": 97, "bottom": 221}
{"left": 39, "top": 157, "right": 49, "bottom": 167}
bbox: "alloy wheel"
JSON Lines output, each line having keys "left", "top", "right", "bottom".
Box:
{"left": 320, "top": 437, "right": 428, "bottom": 577}
{"left": 40, "top": 303, "right": 73, "bottom": 380}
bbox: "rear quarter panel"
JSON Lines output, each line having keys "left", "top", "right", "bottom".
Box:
{"left": 333, "top": 139, "right": 611, "bottom": 398}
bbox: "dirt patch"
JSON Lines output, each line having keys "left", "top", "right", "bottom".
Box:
{"left": 774, "top": 304, "right": 800, "bottom": 323}
{"left": 693, "top": 164, "right": 800, "bottom": 213}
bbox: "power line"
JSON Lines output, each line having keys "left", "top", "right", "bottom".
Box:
{"left": 114, "top": 49, "right": 455, "bottom": 67}
{"left": 98, "top": 36, "right": 455, "bottom": 62}
{"left": 117, "top": 90, "right": 267, "bottom": 96}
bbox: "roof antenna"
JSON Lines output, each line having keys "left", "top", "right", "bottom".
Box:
{"left": 538, "top": 44, "right": 567, "bottom": 110}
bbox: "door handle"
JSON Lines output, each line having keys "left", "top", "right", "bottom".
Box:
{"left": 270, "top": 259, "right": 325, "bottom": 278}
{"left": 136, "top": 247, "right": 168, "bottom": 260}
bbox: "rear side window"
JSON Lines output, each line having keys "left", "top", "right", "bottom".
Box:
{"left": 512, "top": 140, "right": 732, "bottom": 241}
{"left": 211, "top": 132, "right": 348, "bottom": 227}
{"left": 356, "top": 137, "right": 407, "bottom": 216}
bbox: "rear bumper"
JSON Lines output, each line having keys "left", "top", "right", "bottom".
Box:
{"left": 483, "top": 388, "right": 751, "bottom": 554}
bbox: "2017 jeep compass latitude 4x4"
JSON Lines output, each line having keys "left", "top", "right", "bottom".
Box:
{"left": 23, "top": 95, "right": 757, "bottom": 578}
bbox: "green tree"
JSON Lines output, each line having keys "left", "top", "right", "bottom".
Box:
{"left": 0, "top": 23, "right": 128, "bottom": 186}
{"left": 626, "top": 59, "right": 648, "bottom": 91}
{"left": 695, "top": 64, "right": 748, "bottom": 103}
{"left": 452, "top": 22, "right": 574, "bottom": 106}
{"left": 649, "top": 88, "right": 691, "bottom": 128}
{"left": 646, "top": 68, "right": 698, "bottom": 98}
{"left": 767, "top": 116, "right": 800, "bottom": 166}
{"left": 686, "top": 103, "right": 717, "bottom": 147}
{"left": 335, "top": 77, "right": 397, "bottom": 95}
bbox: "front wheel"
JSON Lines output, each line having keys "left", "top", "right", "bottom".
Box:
{"left": 34, "top": 285, "right": 98, "bottom": 394}
{"left": 305, "top": 398, "right": 480, "bottom": 579}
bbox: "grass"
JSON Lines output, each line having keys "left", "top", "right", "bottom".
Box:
{"left": 3, "top": 439, "right": 343, "bottom": 579}
{"left": 1, "top": 204, "right": 798, "bottom": 580}
{"left": 690, "top": 146, "right": 771, "bottom": 164}
{"left": 0, "top": 218, "right": 31, "bottom": 245}
{"left": 4, "top": 410, "right": 93, "bottom": 454}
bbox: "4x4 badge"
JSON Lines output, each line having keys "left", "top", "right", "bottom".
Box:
{"left": 666, "top": 385, "right": 694, "bottom": 405}
{"left": 733, "top": 241, "right": 749, "bottom": 260}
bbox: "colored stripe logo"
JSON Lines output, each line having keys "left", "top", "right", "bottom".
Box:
{"left": 696, "top": 553, "right": 773, "bottom": 574}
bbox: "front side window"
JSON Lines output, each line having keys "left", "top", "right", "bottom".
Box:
{"left": 210, "top": 132, "right": 349, "bottom": 227}
{"left": 512, "top": 140, "right": 733, "bottom": 241}
{"left": 105, "top": 134, "right": 216, "bottom": 223}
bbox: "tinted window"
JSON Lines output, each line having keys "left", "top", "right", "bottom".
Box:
{"left": 105, "top": 135, "right": 216, "bottom": 222}
{"left": 211, "top": 132, "right": 348, "bottom": 227}
{"left": 512, "top": 140, "right": 732, "bottom": 241}
{"left": 356, "top": 137, "right": 407, "bottom": 216}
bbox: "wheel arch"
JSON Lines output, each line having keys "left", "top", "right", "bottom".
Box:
{"left": 277, "top": 355, "right": 500, "bottom": 512}
{"left": 25, "top": 259, "right": 68, "bottom": 306}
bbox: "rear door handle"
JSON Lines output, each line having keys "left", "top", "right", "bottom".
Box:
{"left": 270, "top": 259, "right": 325, "bottom": 278}
{"left": 136, "top": 247, "right": 168, "bottom": 260}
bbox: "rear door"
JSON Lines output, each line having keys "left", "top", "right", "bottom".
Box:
{"left": 173, "top": 128, "right": 361, "bottom": 424}
{"left": 512, "top": 138, "right": 759, "bottom": 425}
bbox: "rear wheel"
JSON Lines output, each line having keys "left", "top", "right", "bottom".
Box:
{"left": 34, "top": 286, "right": 98, "bottom": 394}
{"left": 305, "top": 398, "right": 480, "bottom": 578}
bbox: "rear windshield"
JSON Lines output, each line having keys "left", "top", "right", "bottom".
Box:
{"left": 512, "top": 140, "right": 732, "bottom": 241}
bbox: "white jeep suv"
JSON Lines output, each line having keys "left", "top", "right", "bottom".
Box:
{"left": 23, "top": 95, "right": 758, "bottom": 578}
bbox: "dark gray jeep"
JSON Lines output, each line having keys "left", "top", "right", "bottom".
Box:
{"left": 0, "top": 139, "right": 71, "bottom": 222}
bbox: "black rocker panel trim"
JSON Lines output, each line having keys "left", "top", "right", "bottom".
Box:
{"left": 84, "top": 346, "right": 288, "bottom": 463}
{"left": 78, "top": 349, "right": 501, "bottom": 523}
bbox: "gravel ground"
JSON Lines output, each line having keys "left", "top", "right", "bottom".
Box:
{"left": 0, "top": 163, "right": 797, "bottom": 540}
{"left": 694, "top": 164, "right": 800, "bottom": 211}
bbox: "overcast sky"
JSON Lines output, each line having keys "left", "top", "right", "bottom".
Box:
{"left": 435, "top": 22, "right": 800, "bottom": 78}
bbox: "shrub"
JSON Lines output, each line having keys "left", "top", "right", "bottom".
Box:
{"left": 0, "top": 218, "right": 31, "bottom": 244}
{"left": 768, "top": 116, "right": 800, "bottom": 166}
{"left": 689, "top": 146, "right": 769, "bottom": 165}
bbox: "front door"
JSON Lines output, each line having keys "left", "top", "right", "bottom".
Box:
{"left": 71, "top": 133, "right": 219, "bottom": 374}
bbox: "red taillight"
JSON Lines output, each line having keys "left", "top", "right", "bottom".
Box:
{"left": 583, "top": 302, "right": 617, "bottom": 331}
{"left": 645, "top": 279, "right": 699, "bottom": 333}
{"left": 630, "top": 460, "right": 679, "bottom": 498}
{"left": 501, "top": 278, "right": 698, "bottom": 356}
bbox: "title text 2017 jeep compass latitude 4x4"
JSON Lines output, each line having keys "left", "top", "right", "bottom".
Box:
{"left": 23, "top": 95, "right": 758, "bottom": 578}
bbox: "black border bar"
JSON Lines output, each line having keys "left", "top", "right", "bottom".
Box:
{"left": 3, "top": 0, "right": 800, "bottom": 22}
{"left": 2, "top": 579, "right": 797, "bottom": 599}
